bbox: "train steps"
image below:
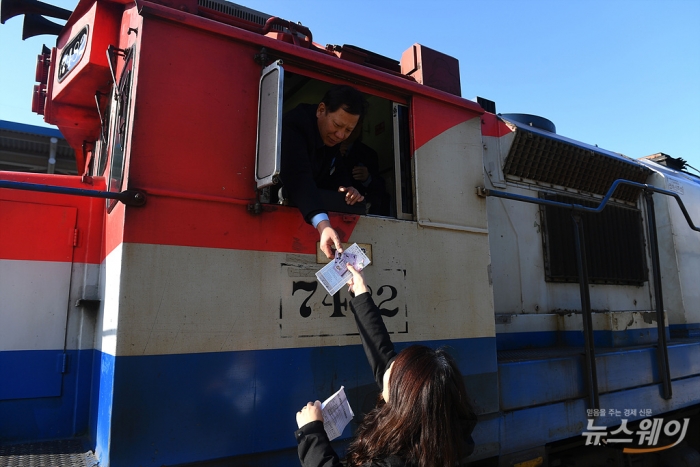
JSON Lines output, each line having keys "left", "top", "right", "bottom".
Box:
{"left": 0, "top": 439, "right": 98, "bottom": 467}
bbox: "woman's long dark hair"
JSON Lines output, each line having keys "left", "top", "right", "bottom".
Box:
{"left": 346, "top": 345, "right": 476, "bottom": 467}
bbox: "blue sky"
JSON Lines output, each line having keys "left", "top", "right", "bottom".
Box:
{"left": 2, "top": 0, "right": 698, "bottom": 173}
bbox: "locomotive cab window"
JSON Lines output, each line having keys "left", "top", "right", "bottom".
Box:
{"left": 255, "top": 65, "right": 412, "bottom": 220}
{"left": 92, "top": 46, "right": 135, "bottom": 212}
{"left": 106, "top": 47, "right": 135, "bottom": 213}
{"left": 93, "top": 86, "right": 114, "bottom": 178}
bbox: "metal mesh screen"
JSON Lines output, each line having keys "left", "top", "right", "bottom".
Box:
{"left": 197, "top": 0, "right": 285, "bottom": 31}
{"left": 504, "top": 130, "right": 650, "bottom": 203}
{"left": 541, "top": 193, "right": 647, "bottom": 285}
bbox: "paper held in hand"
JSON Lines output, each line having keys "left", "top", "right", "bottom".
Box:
{"left": 315, "top": 243, "right": 371, "bottom": 296}
{"left": 321, "top": 386, "right": 355, "bottom": 441}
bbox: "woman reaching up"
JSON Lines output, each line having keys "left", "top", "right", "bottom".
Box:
{"left": 295, "top": 264, "right": 477, "bottom": 467}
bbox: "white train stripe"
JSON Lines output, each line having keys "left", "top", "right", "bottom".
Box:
{"left": 107, "top": 232, "right": 494, "bottom": 357}
{"left": 0, "top": 259, "right": 72, "bottom": 352}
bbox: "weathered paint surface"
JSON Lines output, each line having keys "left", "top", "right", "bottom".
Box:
{"left": 642, "top": 164, "right": 700, "bottom": 331}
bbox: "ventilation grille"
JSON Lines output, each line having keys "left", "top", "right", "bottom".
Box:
{"left": 197, "top": 0, "right": 287, "bottom": 33}
{"left": 503, "top": 129, "right": 650, "bottom": 203}
{"left": 197, "top": 0, "right": 271, "bottom": 26}
{"left": 542, "top": 193, "right": 647, "bottom": 285}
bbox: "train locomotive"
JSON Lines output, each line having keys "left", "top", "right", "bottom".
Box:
{"left": 1, "top": 0, "right": 699, "bottom": 465}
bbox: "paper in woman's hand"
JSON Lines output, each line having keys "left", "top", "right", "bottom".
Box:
{"left": 315, "top": 243, "right": 371, "bottom": 295}
{"left": 321, "top": 386, "right": 354, "bottom": 441}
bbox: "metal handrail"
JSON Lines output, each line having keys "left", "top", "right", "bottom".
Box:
{"left": 0, "top": 180, "right": 146, "bottom": 206}
{"left": 477, "top": 178, "right": 699, "bottom": 232}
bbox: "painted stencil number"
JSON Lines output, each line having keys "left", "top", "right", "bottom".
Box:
{"left": 376, "top": 285, "right": 399, "bottom": 317}
{"left": 292, "top": 281, "right": 317, "bottom": 318}
{"left": 322, "top": 293, "right": 347, "bottom": 318}
{"left": 292, "top": 280, "right": 399, "bottom": 318}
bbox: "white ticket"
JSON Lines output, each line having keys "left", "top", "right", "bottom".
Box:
{"left": 321, "top": 386, "right": 354, "bottom": 441}
{"left": 315, "top": 243, "right": 371, "bottom": 296}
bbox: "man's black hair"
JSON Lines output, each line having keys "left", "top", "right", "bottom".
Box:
{"left": 321, "top": 85, "right": 366, "bottom": 116}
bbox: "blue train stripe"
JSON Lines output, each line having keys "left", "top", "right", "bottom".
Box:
{"left": 104, "top": 336, "right": 495, "bottom": 466}
{"left": 0, "top": 349, "right": 92, "bottom": 441}
{"left": 497, "top": 375, "right": 700, "bottom": 455}
{"left": 496, "top": 327, "right": 670, "bottom": 351}
{"left": 498, "top": 340, "right": 700, "bottom": 412}
{"left": 4, "top": 334, "right": 699, "bottom": 466}
{"left": 0, "top": 350, "right": 63, "bottom": 400}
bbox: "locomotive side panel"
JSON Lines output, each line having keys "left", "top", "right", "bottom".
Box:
{"left": 667, "top": 176, "right": 700, "bottom": 330}
{"left": 126, "top": 14, "right": 259, "bottom": 200}
{"left": 486, "top": 191, "right": 655, "bottom": 313}
{"left": 481, "top": 115, "right": 661, "bottom": 349}
{"left": 105, "top": 128, "right": 497, "bottom": 464}
{"left": 643, "top": 166, "right": 700, "bottom": 333}
{"left": 107, "top": 237, "right": 495, "bottom": 465}
{"left": 71, "top": 5, "right": 500, "bottom": 465}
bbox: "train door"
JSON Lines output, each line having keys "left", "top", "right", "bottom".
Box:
{"left": 0, "top": 200, "right": 76, "bottom": 402}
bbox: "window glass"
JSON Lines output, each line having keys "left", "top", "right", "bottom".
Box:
{"left": 95, "top": 87, "right": 114, "bottom": 177}
{"left": 393, "top": 103, "right": 412, "bottom": 219}
{"left": 255, "top": 61, "right": 283, "bottom": 188}
{"left": 106, "top": 48, "right": 134, "bottom": 212}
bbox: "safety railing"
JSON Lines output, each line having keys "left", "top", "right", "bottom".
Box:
{"left": 0, "top": 180, "right": 146, "bottom": 206}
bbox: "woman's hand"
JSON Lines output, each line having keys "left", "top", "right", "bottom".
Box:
{"left": 296, "top": 401, "right": 323, "bottom": 428}
{"left": 347, "top": 263, "right": 368, "bottom": 296}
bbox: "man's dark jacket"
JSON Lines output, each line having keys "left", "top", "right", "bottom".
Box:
{"left": 281, "top": 104, "right": 350, "bottom": 223}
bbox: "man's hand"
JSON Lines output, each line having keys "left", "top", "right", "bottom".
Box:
{"left": 338, "top": 186, "right": 364, "bottom": 205}
{"left": 317, "top": 220, "right": 342, "bottom": 259}
{"left": 296, "top": 401, "right": 323, "bottom": 429}
{"left": 352, "top": 165, "right": 369, "bottom": 182}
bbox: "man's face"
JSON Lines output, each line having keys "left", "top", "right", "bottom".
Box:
{"left": 316, "top": 102, "right": 360, "bottom": 147}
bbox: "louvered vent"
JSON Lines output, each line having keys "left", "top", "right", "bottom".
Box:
{"left": 197, "top": 0, "right": 276, "bottom": 28}
{"left": 542, "top": 193, "right": 647, "bottom": 285}
{"left": 503, "top": 126, "right": 650, "bottom": 203}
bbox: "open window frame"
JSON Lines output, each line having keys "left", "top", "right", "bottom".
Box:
{"left": 254, "top": 64, "right": 414, "bottom": 221}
